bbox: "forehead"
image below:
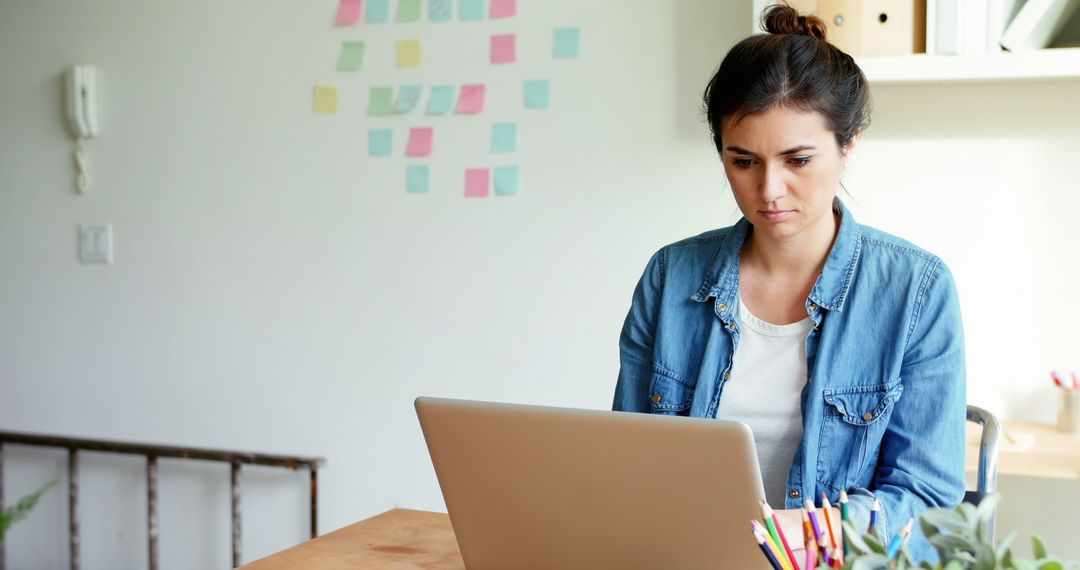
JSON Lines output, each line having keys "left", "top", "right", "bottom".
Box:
{"left": 721, "top": 107, "right": 833, "bottom": 145}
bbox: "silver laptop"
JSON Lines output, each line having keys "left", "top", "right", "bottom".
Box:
{"left": 415, "top": 397, "right": 770, "bottom": 570}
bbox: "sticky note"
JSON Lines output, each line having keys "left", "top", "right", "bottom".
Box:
{"left": 368, "top": 87, "right": 394, "bottom": 116}
{"left": 494, "top": 166, "right": 519, "bottom": 196}
{"left": 524, "top": 80, "right": 550, "bottom": 110}
{"left": 459, "top": 0, "right": 484, "bottom": 21}
{"left": 395, "top": 85, "right": 423, "bottom": 114}
{"left": 366, "top": 0, "right": 390, "bottom": 23}
{"left": 491, "top": 122, "right": 516, "bottom": 153}
{"left": 369, "top": 129, "right": 393, "bottom": 157}
{"left": 465, "top": 168, "right": 490, "bottom": 198}
{"left": 313, "top": 85, "right": 338, "bottom": 114}
{"left": 407, "top": 127, "right": 434, "bottom": 157}
{"left": 428, "top": 0, "right": 453, "bottom": 21}
{"left": 456, "top": 84, "right": 485, "bottom": 114}
{"left": 396, "top": 0, "right": 422, "bottom": 22}
{"left": 336, "top": 0, "right": 362, "bottom": 24}
{"left": 489, "top": 0, "right": 516, "bottom": 18}
{"left": 426, "top": 85, "right": 456, "bottom": 115}
{"left": 554, "top": 27, "right": 580, "bottom": 58}
{"left": 397, "top": 39, "right": 422, "bottom": 68}
{"left": 338, "top": 41, "right": 365, "bottom": 70}
{"left": 490, "top": 34, "right": 516, "bottom": 64}
{"left": 406, "top": 165, "right": 430, "bottom": 194}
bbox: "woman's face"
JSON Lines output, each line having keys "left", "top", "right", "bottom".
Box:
{"left": 719, "top": 106, "right": 857, "bottom": 243}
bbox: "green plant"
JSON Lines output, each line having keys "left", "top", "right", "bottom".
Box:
{"left": 0, "top": 479, "right": 58, "bottom": 542}
{"left": 842, "top": 494, "right": 1080, "bottom": 570}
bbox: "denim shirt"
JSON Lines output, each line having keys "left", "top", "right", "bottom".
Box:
{"left": 613, "top": 200, "right": 966, "bottom": 562}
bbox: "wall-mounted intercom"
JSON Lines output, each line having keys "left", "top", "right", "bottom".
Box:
{"left": 66, "top": 65, "right": 98, "bottom": 193}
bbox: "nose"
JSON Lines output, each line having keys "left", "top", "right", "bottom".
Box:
{"left": 760, "top": 164, "right": 786, "bottom": 203}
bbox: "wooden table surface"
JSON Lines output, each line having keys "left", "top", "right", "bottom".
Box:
{"left": 967, "top": 420, "right": 1080, "bottom": 480}
{"left": 240, "top": 509, "right": 463, "bottom": 570}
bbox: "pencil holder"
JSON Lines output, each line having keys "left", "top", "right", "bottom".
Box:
{"left": 1057, "top": 389, "right": 1080, "bottom": 434}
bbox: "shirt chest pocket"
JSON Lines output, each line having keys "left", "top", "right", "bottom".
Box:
{"left": 648, "top": 370, "right": 694, "bottom": 416}
{"left": 816, "top": 380, "right": 903, "bottom": 492}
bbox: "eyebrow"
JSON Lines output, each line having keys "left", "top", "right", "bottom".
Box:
{"left": 724, "top": 145, "right": 816, "bottom": 157}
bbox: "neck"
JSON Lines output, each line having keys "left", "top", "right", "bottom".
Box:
{"left": 742, "top": 210, "right": 840, "bottom": 278}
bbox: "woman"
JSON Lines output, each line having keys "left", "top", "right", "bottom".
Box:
{"left": 612, "top": 4, "right": 966, "bottom": 563}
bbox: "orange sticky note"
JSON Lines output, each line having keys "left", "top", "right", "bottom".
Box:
{"left": 336, "top": 0, "right": 362, "bottom": 24}
{"left": 465, "top": 168, "right": 490, "bottom": 198}
{"left": 456, "top": 84, "right": 485, "bottom": 114}
{"left": 490, "top": 34, "right": 516, "bottom": 64}
{"left": 407, "top": 127, "right": 433, "bottom": 157}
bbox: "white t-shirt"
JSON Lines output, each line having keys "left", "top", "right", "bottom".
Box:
{"left": 715, "top": 297, "right": 812, "bottom": 508}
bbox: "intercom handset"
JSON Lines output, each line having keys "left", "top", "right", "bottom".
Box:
{"left": 66, "top": 65, "right": 98, "bottom": 193}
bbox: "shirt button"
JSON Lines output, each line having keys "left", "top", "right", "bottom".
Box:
{"left": 718, "top": 303, "right": 728, "bottom": 313}
{"left": 863, "top": 412, "right": 874, "bottom": 421}
{"left": 809, "top": 303, "right": 818, "bottom": 312}
{"left": 726, "top": 322, "right": 736, "bottom": 331}
{"left": 813, "top": 324, "right": 820, "bottom": 331}
{"left": 723, "top": 372, "right": 731, "bottom": 381}
{"left": 652, "top": 393, "right": 662, "bottom": 404}
{"left": 789, "top": 489, "right": 800, "bottom": 498}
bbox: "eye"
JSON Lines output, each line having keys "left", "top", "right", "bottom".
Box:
{"left": 732, "top": 158, "right": 755, "bottom": 169}
{"left": 789, "top": 156, "right": 812, "bottom": 167}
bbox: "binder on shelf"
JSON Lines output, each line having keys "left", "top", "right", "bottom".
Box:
{"left": 786, "top": 0, "right": 925, "bottom": 55}
{"left": 1000, "top": 0, "right": 1080, "bottom": 51}
{"left": 986, "top": 0, "right": 1026, "bottom": 52}
{"left": 927, "top": 0, "right": 963, "bottom": 54}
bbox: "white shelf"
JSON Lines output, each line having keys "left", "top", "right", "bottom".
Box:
{"left": 855, "top": 47, "right": 1080, "bottom": 84}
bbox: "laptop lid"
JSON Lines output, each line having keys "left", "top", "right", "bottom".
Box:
{"left": 415, "top": 397, "right": 770, "bottom": 570}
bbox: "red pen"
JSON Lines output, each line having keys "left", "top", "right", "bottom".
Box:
{"left": 1052, "top": 371, "right": 1064, "bottom": 388}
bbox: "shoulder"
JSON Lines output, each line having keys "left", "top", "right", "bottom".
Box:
{"left": 857, "top": 224, "right": 950, "bottom": 276}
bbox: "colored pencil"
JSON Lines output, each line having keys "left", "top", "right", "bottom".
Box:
{"left": 821, "top": 493, "right": 838, "bottom": 551}
{"left": 867, "top": 498, "right": 879, "bottom": 534}
{"left": 830, "top": 546, "right": 843, "bottom": 568}
{"left": 887, "top": 519, "right": 914, "bottom": 559}
{"left": 804, "top": 499, "right": 824, "bottom": 544}
{"left": 838, "top": 491, "right": 849, "bottom": 558}
{"left": 762, "top": 502, "right": 800, "bottom": 570}
{"left": 805, "top": 535, "right": 818, "bottom": 570}
{"left": 1072, "top": 370, "right": 1080, "bottom": 390}
{"left": 801, "top": 508, "right": 814, "bottom": 546}
{"left": 754, "top": 523, "right": 785, "bottom": 570}
{"left": 1052, "top": 370, "right": 1066, "bottom": 389}
{"left": 754, "top": 519, "right": 793, "bottom": 570}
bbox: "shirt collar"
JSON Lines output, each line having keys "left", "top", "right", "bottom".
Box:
{"left": 690, "top": 199, "right": 862, "bottom": 313}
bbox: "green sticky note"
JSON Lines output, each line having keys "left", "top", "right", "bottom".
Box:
{"left": 406, "top": 165, "right": 430, "bottom": 193}
{"left": 397, "top": 0, "right": 422, "bottom": 21}
{"left": 426, "top": 85, "right": 456, "bottom": 115}
{"left": 491, "top": 122, "right": 517, "bottom": 153}
{"left": 368, "top": 87, "right": 394, "bottom": 116}
{"left": 494, "top": 166, "right": 519, "bottom": 196}
{"left": 524, "top": 80, "right": 550, "bottom": 110}
{"left": 338, "top": 41, "right": 365, "bottom": 70}
{"left": 366, "top": 0, "right": 390, "bottom": 23}
{"left": 429, "top": 0, "right": 452, "bottom": 21}
{"left": 459, "top": 0, "right": 484, "bottom": 21}
{"left": 553, "top": 27, "right": 580, "bottom": 58}
{"left": 369, "top": 129, "right": 393, "bottom": 157}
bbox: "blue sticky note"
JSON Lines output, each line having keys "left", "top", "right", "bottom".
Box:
{"left": 491, "top": 122, "right": 517, "bottom": 153}
{"left": 426, "top": 85, "right": 456, "bottom": 115}
{"left": 554, "top": 27, "right": 580, "bottom": 58}
{"left": 369, "top": 129, "right": 393, "bottom": 157}
{"left": 396, "top": 85, "right": 423, "bottom": 114}
{"left": 406, "top": 165, "right": 430, "bottom": 193}
{"left": 524, "top": 80, "right": 550, "bottom": 110}
{"left": 459, "top": 0, "right": 484, "bottom": 21}
{"left": 366, "top": 0, "right": 390, "bottom": 23}
{"left": 494, "top": 166, "right": 519, "bottom": 196}
{"left": 429, "top": 0, "right": 453, "bottom": 21}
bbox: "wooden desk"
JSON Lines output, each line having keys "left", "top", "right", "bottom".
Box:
{"left": 240, "top": 509, "right": 463, "bottom": 570}
{"left": 967, "top": 420, "right": 1080, "bottom": 480}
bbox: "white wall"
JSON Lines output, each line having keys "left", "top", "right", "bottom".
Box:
{"left": 1, "top": 0, "right": 1078, "bottom": 567}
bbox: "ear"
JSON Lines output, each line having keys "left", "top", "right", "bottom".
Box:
{"left": 841, "top": 129, "right": 862, "bottom": 166}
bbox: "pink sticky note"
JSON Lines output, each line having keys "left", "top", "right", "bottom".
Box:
{"left": 336, "top": 0, "right": 362, "bottom": 24}
{"left": 456, "top": 84, "right": 486, "bottom": 114}
{"left": 490, "top": 34, "right": 516, "bottom": 64}
{"left": 490, "top": 0, "right": 517, "bottom": 18}
{"left": 465, "top": 168, "right": 490, "bottom": 198}
{"left": 407, "top": 127, "right": 433, "bottom": 157}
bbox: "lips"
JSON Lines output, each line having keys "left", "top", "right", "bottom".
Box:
{"left": 760, "top": 210, "right": 793, "bottom": 222}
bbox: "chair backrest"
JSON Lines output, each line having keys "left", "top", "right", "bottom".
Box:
{"left": 963, "top": 404, "right": 1001, "bottom": 542}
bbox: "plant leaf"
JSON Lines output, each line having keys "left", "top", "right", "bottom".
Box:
{"left": 922, "top": 508, "right": 970, "bottom": 534}
{"left": 850, "top": 553, "right": 891, "bottom": 570}
{"left": 0, "top": 479, "right": 57, "bottom": 542}
{"left": 1033, "top": 535, "right": 1048, "bottom": 560}
{"left": 930, "top": 533, "right": 977, "bottom": 552}
{"left": 996, "top": 532, "right": 1017, "bottom": 564}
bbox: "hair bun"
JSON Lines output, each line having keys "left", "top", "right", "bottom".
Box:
{"left": 762, "top": 3, "right": 828, "bottom": 41}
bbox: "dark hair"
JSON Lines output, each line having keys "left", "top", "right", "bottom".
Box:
{"left": 703, "top": 3, "right": 871, "bottom": 156}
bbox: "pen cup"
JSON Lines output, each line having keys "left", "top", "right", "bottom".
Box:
{"left": 1057, "top": 389, "right": 1080, "bottom": 435}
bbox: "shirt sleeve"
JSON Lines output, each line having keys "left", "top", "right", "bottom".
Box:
{"left": 612, "top": 248, "right": 666, "bottom": 413}
{"left": 870, "top": 258, "right": 968, "bottom": 558}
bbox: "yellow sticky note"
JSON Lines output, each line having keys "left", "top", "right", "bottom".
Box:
{"left": 396, "top": 39, "right": 421, "bottom": 69}
{"left": 313, "top": 85, "right": 338, "bottom": 114}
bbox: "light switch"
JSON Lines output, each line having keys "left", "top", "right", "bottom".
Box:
{"left": 79, "top": 223, "right": 113, "bottom": 264}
